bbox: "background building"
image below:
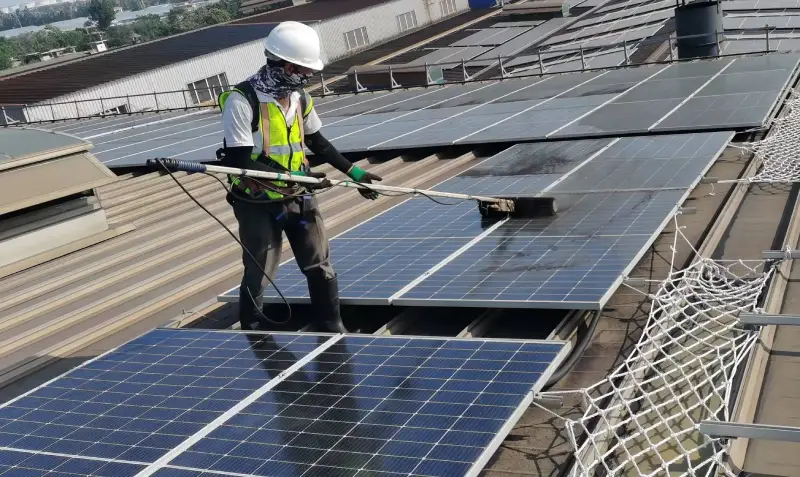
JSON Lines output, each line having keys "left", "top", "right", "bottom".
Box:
{"left": 1, "top": 0, "right": 471, "bottom": 121}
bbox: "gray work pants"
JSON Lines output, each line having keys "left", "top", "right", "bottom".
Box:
{"left": 232, "top": 195, "right": 336, "bottom": 327}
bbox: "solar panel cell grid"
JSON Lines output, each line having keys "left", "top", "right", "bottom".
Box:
{"left": 546, "top": 132, "right": 734, "bottom": 192}
{"left": 0, "top": 331, "right": 320, "bottom": 464}
{"left": 0, "top": 329, "right": 569, "bottom": 477}
{"left": 173, "top": 334, "right": 566, "bottom": 477}
{"left": 262, "top": 236, "right": 474, "bottom": 301}
{"left": 394, "top": 189, "right": 686, "bottom": 306}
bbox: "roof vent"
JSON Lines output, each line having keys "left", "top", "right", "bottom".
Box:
{"left": 0, "top": 128, "right": 134, "bottom": 278}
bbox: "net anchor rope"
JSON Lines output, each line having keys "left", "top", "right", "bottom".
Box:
{"left": 718, "top": 90, "right": 800, "bottom": 185}
{"left": 535, "top": 214, "right": 778, "bottom": 477}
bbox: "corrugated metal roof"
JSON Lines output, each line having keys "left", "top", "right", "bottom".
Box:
{"left": 232, "top": 0, "right": 394, "bottom": 24}
{"left": 0, "top": 24, "right": 276, "bottom": 106}
{"left": 0, "top": 147, "right": 484, "bottom": 391}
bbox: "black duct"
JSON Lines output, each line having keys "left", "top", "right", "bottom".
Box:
{"left": 674, "top": 0, "right": 724, "bottom": 59}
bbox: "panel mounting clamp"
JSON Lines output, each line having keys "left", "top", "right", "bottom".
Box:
{"left": 762, "top": 248, "right": 799, "bottom": 260}
{"left": 699, "top": 421, "right": 800, "bottom": 443}
{"left": 738, "top": 313, "right": 800, "bottom": 326}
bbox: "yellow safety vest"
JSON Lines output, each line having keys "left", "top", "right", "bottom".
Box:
{"left": 219, "top": 88, "right": 314, "bottom": 199}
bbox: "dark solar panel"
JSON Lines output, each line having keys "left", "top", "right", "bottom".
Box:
{"left": 73, "top": 55, "right": 799, "bottom": 166}
{"left": 0, "top": 329, "right": 569, "bottom": 477}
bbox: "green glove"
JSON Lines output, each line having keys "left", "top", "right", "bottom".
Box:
{"left": 348, "top": 166, "right": 383, "bottom": 200}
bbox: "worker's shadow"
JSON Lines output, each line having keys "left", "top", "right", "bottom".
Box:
{"left": 245, "top": 333, "right": 382, "bottom": 474}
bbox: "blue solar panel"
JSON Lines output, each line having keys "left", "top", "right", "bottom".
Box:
{"left": 160, "top": 333, "right": 568, "bottom": 477}
{"left": 219, "top": 133, "right": 726, "bottom": 309}
{"left": 0, "top": 329, "right": 569, "bottom": 477}
{"left": 394, "top": 191, "right": 684, "bottom": 307}
{"left": 262, "top": 235, "right": 473, "bottom": 302}
{"left": 0, "top": 331, "right": 321, "bottom": 465}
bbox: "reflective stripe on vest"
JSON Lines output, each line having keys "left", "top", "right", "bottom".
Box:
{"left": 221, "top": 89, "right": 306, "bottom": 199}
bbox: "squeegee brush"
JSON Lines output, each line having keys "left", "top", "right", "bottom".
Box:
{"left": 477, "top": 196, "right": 559, "bottom": 219}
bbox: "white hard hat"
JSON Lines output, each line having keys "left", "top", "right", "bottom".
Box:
{"left": 265, "top": 21, "right": 324, "bottom": 71}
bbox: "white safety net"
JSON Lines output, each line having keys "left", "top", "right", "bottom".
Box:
{"left": 538, "top": 224, "right": 775, "bottom": 476}
{"left": 744, "top": 90, "right": 800, "bottom": 183}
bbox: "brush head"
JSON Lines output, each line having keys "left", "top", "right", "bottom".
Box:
{"left": 477, "top": 196, "right": 558, "bottom": 219}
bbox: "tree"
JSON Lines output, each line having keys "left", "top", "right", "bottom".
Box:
{"left": 0, "top": 38, "right": 14, "bottom": 69}
{"left": 88, "top": 0, "right": 115, "bottom": 30}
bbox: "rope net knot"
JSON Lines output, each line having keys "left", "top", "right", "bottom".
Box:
{"left": 543, "top": 236, "right": 774, "bottom": 476}
{"left": 747, "top": 90, "right": 800, "bottom": 183}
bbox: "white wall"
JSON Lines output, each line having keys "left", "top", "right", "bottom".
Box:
{"left": 316, "top": 0, "right": 470, "bottom": 61}
{"left": 27, "top": 40, "right": 267, "bottom": 121}
{"left": 27, "top": 0, "right": 471, "bottom": 120}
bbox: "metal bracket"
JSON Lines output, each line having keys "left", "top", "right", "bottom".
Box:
{"left": 537, "top": 50, "right": 545, "bottom": 75}
{"left": 699, "top": 177, "right": 719, "bottom": 184}
{"left": 388, "top": 66, "right": 401, "bottom": 89}
{"left": 353, "top": 69, "right": 367, "bottom": 93}
{"left": 623, "top": 40, "right": 629, "bottom": 65}
{"left": 623, "top": 277, "right": 654, "bottom": 287}
{"left": 425, "top": 62, "right": 434, "bottom": 86}
{"left": 461, "top": 59, "right": 472, "bottom": 83}
{"left": 762, "top": 249, "right": 800, "bottom": 260}
{"left": 498, "top": 56, "right": 508, "bottom": 78}
{"left": 738, "top": 313, "right": 800, "bottom": 326}
{"left": 532, "top": 394, "right": 563, "bottom": 409}
{"left": 700, "top": 421, "right": 800, "bottom": 443}
{"left": 320, "top": 74, "right": 333, "bottom": 96}
{"left": 678, "top": 206, "right": 696, "bottom": 215}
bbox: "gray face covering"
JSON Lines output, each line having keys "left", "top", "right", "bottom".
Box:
{"left": 249, "top": 62, "right": 311, "bottom": 99}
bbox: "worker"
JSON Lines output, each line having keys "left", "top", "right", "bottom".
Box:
{"left": 218, "top": 21, "right": 382, "bottom": 333}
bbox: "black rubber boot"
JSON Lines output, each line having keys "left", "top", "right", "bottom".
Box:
{"left": 308, "top": 275, "right": 348, "bottom": 333}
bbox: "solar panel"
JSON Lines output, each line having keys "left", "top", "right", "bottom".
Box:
{"left": 488, "top": 20, "right": 543, "bottom": 28}
{"left": 451, "top": 27, "right": 534, "bottom": 47}
{"left": 72, "top": 55, "right": 800, "bottom": 165}
{"left": 454, "top": 65, "right": 667, "bottom": 146}
{"left": 723, "top": 36, "right": 800, "bottom": 55}
{"left": 220, "top": 132, "right": 729, "bottom": 309}
{"left": 408, "top": 46, "right": 492, "bottom": 66}
{"left": 574, "top": 0, "right": 673, "bottom": 29}
{"left": 370, "top": 72, "right": 604, "bottom": 151}
{"left": 0, "top": 328, "right": 570, "bottom": 477}
{"left": 392, "top": 198, "right": 680, "bottom": 307}
{"left": 542, "top": 7, "right": 674, "bottom": 48}
{"left": 651, "top": 54, "right": 800, "bottom": 132}
{"left": 468, "top": 19, "right": 572, "bottom": 67}
{"left": 723, "top": 0, "right": 800, "bottom": 9}
{"left": 724, "top": 15, "right": 800, "bottom": 29}
{"left": 531, "top": 48, "right": 628, "bottom": 74}
{"left": 545, "top": 59, "right": 733, "bottom": 139}
{"left": 88, "top": 112, "right": 222, "bottom": 166}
